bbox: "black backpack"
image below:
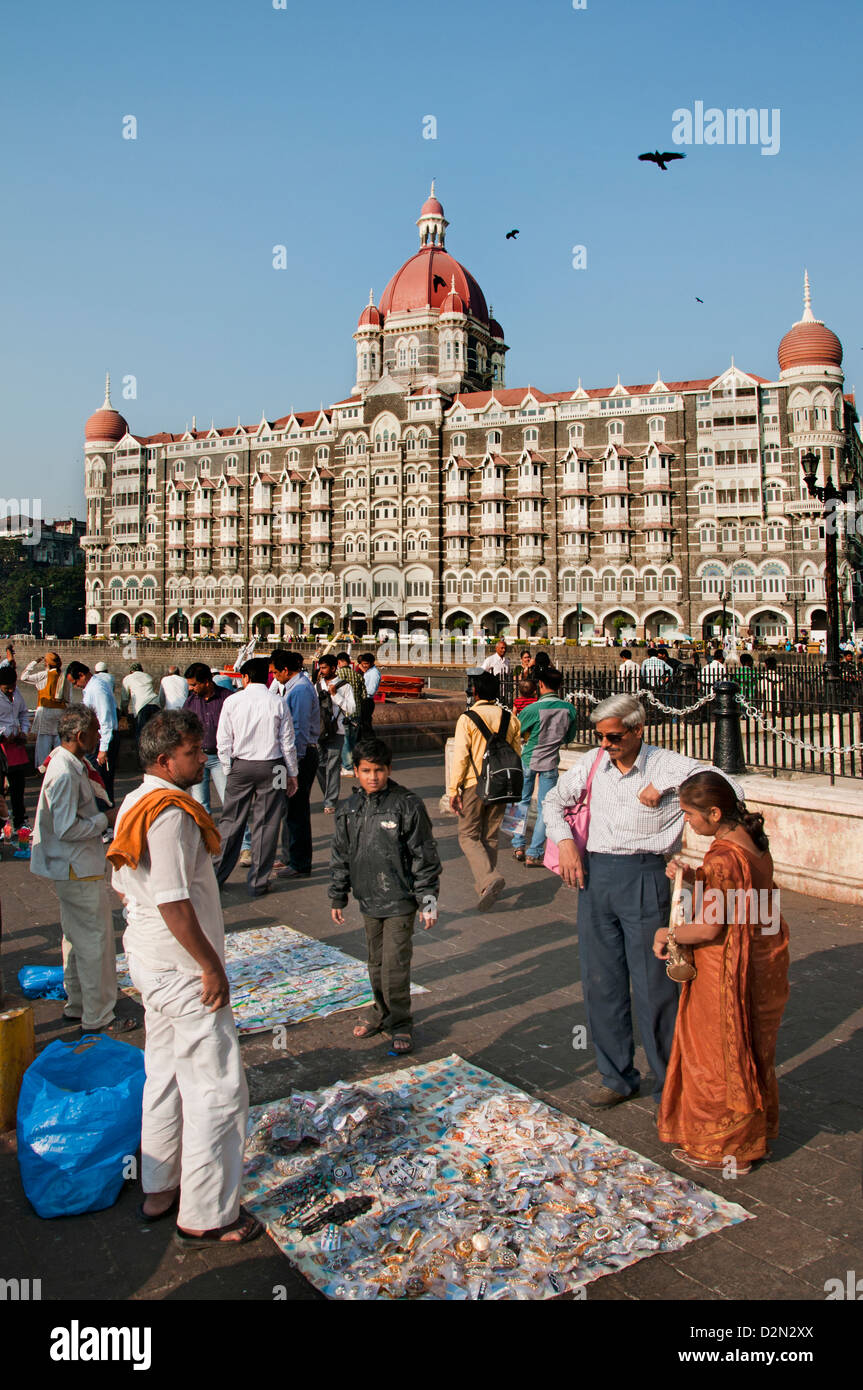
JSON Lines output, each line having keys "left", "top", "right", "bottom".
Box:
{"left": 464, "top": 707, "right": 524, "bottom": 805}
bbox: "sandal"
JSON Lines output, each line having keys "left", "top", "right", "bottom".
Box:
{"left": 525, "top": 857, "right": 544, "bottom": 868}
{"left": 512, "top": 848, "right": 525, "bottom": 862}
{"left": 353, "top": 1021, "right": 381, "bottom": 1039}
{"left": 174, "top": 1209, "right": 263, "bottom": 1248}
{"left": 671, "top": 1147, "right": 752, "bottom": 1177}
{"left": 387, "top": 1034, "right": 413, "bottom": 1056}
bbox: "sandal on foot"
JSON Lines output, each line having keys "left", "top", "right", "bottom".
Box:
{"left": 671, "top": 1147, "right": 752, "bottom": 1177}
{"left": 174, "top": 1209, "right": 263, "bottom": 1248}
{"left": 525, "top": 857, "right": 544, "bottom": 868}
{"left": 137, "top": 1194, "right": 179, "bottom": 1223}
{"left": 512, "top": 848, "right": 525, "bottom": 862}
{"left": 387, "top": 1034, "right": 413, "bottom": 1056}
{"left": 353, "top": 1021, "right": 381, "bottom": 1039}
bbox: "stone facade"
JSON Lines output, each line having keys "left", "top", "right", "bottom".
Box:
{"left": 82, "top": 194, "right": 863, "bottom": 646}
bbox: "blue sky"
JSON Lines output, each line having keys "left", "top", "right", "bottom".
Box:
{"left": 3, "top": 0, "right": 861, "bottom": 514}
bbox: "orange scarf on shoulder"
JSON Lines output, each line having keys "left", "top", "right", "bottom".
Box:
{"left": 106, "top": 789, "right": 220, "bottom": 869}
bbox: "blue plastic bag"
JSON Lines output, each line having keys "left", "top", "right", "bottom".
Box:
{"left": 18, "top": 965, "right": 67, "bottom": 1000}
{"left": 17, "top": 1035, "right": 145, "bottom": 1218}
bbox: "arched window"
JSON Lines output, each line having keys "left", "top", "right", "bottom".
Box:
{"left": 607, "top": 420, "right": 624, "bottom": 440}
{"left": 700, "top": 563, "right": 725, "bottom": 595}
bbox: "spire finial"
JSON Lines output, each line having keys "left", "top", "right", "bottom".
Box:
{"left": 802, "top": 268, "right": 814, "bottom": 322}
{"left": 451, "top": 274, "right": 456, "bottom": 293}
{"left": 430, "top": 178, "right": 435, "bottom": 198}
{"left": 103, "top": 372, "right": 112, "bottom": 409}
{"left": 368, "top": 288, "right": 374, "bottom": 305}
{"left": 731, "top": 355, "right": 735, "bottom": 368}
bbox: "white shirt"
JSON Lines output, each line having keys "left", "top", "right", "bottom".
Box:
{"left": 0, "top": 688, "right": 31, "bottom": 738}
{"left": 639, "top": 656, "right": 672, "bottom": 682}
{"left": 30, "top": 746, "right": 108, "bottom": 880}
{"left": 159, "top": 673, "right": 189, "bottom": 710}
{"left": 217, "top": 681, "right": 297, "bottom": 775}
{"left": 82, "top": 676, "right": 118, "bottom": 752}
{"left": 482, "top": 653, "right": 510, "bottom": 677}
{"left": 701, "top": 660, "right": 727, "bottom": 688}
{"left": 121, "top": 670, "right": 160, "bottom": 716}
{"left": 618, "top": 659, "right": 639, "bottom": 681}
{"left": 114, "top": 774, "right": 225, "bottom": 974}
{"left": 543, "top": 743, "right": 742, "bottom": 858}
{"left": 317, "top": 677, "right": 355, "bottom": 735}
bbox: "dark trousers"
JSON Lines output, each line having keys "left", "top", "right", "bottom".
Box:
{"left": 215, "top": 758, "right": 286, "bottom": 893}
{"left": 316, "top": 735, "right": 344, "bottom": 809}
{"left": 362, "top": 911, "right": 415, "bottom": 1034}
{"left": 5, "top": 764, "right": 27, "bottom": 829}
{"left": 576, "top": 852, "right": 679, "bottom": 1101}
{"left": 359, "top": 698, "right": 375, "bottom": 738}
{"left": 86, "top": 731, "right": 120, "bottom": 807}
{"left": 136, "top": 704, "right": 160, "bottom": 737}
{"left": 282, "top": 745, "right": 318, "bottom": 872}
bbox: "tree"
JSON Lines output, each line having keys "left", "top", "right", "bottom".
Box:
{"left": 0, "top": 541, "right": 85, "bottom": 637}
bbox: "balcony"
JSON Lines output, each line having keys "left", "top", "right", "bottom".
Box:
{"left": 192, "top": 499, "right": 211, "bottom": 517}
{"left": 480, "top": 479, "right": 506, "bottom": 499}
{"left": 603, "top": 541, "right": 630, "bottom": 557}
{"left": 602, "top": 475, "right": 630, "bottom": 493}
{"left": 168, "top": 501, "right": 185, "bottom": 519}
{"left": 251, "top": 523, "right": 272, "bottom": 542}
{"left": 219, "top": 502, "right": 239, "bottom": 517}
{"left": 445, "top": 481, "right": 469, "bottom": 500}
{"left": 373, "top": 480, "right": 399, "bottom": 498}
{"left": 192, "top": 533, "right": 211, "bottom": 547}
{"left": 445, "top": 518, "right": 472, "bottom": 537}
{"left": 193, "top": 551, "right": 211, "bottom": 572}
{"left": 560, "top": 541, "right": 589, "bottom": 560}
{"left": 641, "top": 507, "right": 672, "bottom": 526}
{"left": 168, "top": 553, "right": 185, "bottom": 572}
{"left": 479, "top": 515, "right": 507, "bottom": 535}
{"left": 516, "top": 539, "right": 543, "bottom": 559}
{"left": 218, "top": 525, "right": 238, "bottom": 545}
{"left": 310, "top": 520, "right": 330, "bottom": 541}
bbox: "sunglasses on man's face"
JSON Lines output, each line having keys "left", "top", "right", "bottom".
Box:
{"left": 594, "top": 730, "right": 626, "bottom": 744}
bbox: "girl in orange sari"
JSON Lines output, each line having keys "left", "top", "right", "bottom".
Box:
{"left": 654, "top": 771, "right": 789, "bottom": 1176}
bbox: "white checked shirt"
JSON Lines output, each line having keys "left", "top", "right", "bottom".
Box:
{"left": 217, "top": 681, "right": 297, "bottom": 776}
{"left": 543, "top": 743, "right": 741, "bottom": 858}
{"left": 113, "top": 774, "right": 225, "bottom": 974}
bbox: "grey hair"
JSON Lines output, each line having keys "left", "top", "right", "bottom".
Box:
{"left": 59, "top": 706, "right": 98, "bottom": 742}
{"left": 590, "top": 693, "right": 646, "bottom": 728}
{"left": 138, "top": 710, "right": 203, "bottom": 767}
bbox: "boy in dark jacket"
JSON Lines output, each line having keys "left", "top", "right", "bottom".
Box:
{"left": 329, "top": 737, "right": 440, "bottom": 1055}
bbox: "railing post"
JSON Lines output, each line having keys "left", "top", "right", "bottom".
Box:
{"left": 711, "top": 680, "right": 747, "bottom": 775}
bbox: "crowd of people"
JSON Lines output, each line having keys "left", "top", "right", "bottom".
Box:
{"left": 7, "top": 641, "right": 791, "bottom": 1249}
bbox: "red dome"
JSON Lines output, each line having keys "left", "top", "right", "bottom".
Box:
{"left": 358, "top": 301, "right": 382, "bottom": 328}
{"left": 379, "top": 247, "right": 489, "bottom": 325}
{"left": 778, "top": 320, "right": 843, "bottom": 372}
{"left": 420, "top": 194, "right": 444, "bottom": 216}
{"left": 85, "top": 405, "right": 128, "bottom": 443}
{"left": 440, "top": 285, "right": 466, "bottom": 315}
{"left": 489, "top": 317, "right": 505, "bottom": 340}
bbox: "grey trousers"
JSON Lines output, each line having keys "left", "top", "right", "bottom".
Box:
{"left": 316, "top": 735, "right": 344, "bottom": 810}
{"left": 362, "top": 911, "right": 415, "bottom": 1034}
{"left": 215, "top": 758, "right": 286, "bottom": 893}
{"left": 576, "top": 852, "right": 679, "bottom": 1101}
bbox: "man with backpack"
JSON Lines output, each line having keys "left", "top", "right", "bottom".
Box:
{"left": 447, "top": 670, "right": 522, "bottom": 910}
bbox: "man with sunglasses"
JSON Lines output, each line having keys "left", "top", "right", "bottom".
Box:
{"left": 543, "top": 694, "right": 739, "bottom": 1112}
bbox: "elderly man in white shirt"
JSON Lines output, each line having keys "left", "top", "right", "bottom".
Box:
{"left": 30, "top": 706, "right": 118, "bottom": 1032}
{"left": 543, "top": 692, "right": 740, "bottom": 1112}
{"left": 66, "top": 661, "right": 120, "bottom": 807}
{"left": 214, "top": 657, "right": 298, "bottom": 895}
{"left": 482, "top": 638, "right": 511, "bottom": 680}
{"left": 159, "top": 666, "right": 189, "bottom": 711}
{"left": 109, "top": 708, "right": 261, "bottom": 1246}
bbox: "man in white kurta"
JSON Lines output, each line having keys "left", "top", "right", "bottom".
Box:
{"left": 110, "top": 709, "right": 259, "bottom": 1244}
{"left": 29, "top": 706, "right": 117, "bottom": 1030}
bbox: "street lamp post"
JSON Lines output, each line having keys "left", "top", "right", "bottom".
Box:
{"left": 801, "top": 449, "right": 852, "bottom": 685}
{"left": 720, "top": 587, "right": 731, "bottom": 642}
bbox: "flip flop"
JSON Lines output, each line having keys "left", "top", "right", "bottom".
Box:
{"left": 387, "top": 1034, "right": 413, "bottom": 1056}
{"left": 137, "top": 1194, "right": 179, "bottom": 1223}
{"left": 352, "top": 1021, "right": 381, "bottom": 1039}
{"left": 174, "top": 1210, "right": 263, "bottom": 1248}
{"left": 671, "top": 1147, "right": 752, "bottom": 1177}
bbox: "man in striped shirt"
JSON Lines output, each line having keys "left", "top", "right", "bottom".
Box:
{"left": 544, "top": 693, "right": 739, "bottom": 1111}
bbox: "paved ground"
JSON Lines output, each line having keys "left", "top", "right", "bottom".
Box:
{"left": 1, "top": 752, "right": 861, "bottom": 1303}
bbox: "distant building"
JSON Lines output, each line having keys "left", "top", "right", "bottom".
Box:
{"left": 82, "top": 189, "right": 863, "bottom": 646}
{"left": 0, "top": 514, "right": 85, "bottom": 567}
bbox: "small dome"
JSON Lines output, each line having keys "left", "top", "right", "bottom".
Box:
{"left": 778, "top": 272, "right": 843, "bottom": 372}
{"left": 420, "top": 193, "right": 444, "bottom": 216}
{"left": 85, "top": 375, "right": 127, "bottom": 442}
{"left": 358, "top": 290, "right": 382, "bottom": 328}
{"left": 489, "top": 316, "right": 505, "bottom": 340}
{"left": 440, "top": 277, "right": 466, "bottom": 315}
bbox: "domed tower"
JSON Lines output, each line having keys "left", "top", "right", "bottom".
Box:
{"left": 358, "top": 184, "right": 506, "bottom": 394}
{"left": 85, "top": 373, "right": 128, "bottom": 448}
{"left": 778, "top": 272, "right": 845, "bottom": 488}
{"left": 353, "top": 290, "right": 383, "bottom": 393}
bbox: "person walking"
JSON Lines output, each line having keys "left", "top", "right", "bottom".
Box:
{"left": 447, "top": 670, "right": 522, "bottom": 910}
{"left": 107, "top": 710, "right": 260, "bottom": 1246}
{"left": 330, "top": 737, "right": 441, "bottom": 1056}
{"left": 335, "top": 652, "right": 366, "bottom": 774}
{"left": 356, "top": 652, "right": 381, "bottom": 737}
{"left": 269, "top": 650, "right": 320, "bottom": 879}
{"left": 66, "top": 662, "right": 120, "bottom": 807}
{"left": 160, "top": 666, "right": 189, "bottom": 711}
{"left": 183, "top": 662, "right": 232, "bottom": 814}
{"left": 0, "top": 667, "right": 32, "bottom": 830}
{"left": 511, "top": 668, "right": 578, "bottom": 866}
{"left": 543, "top": 693, "right": 739, "bottom": 1110}
{"left": 214, "top": 658, "right": 298, "bottom": 896}
{"left": 120, "top": 663, "right": 161, "bottom": 737}
{"left": 20, "top": 652, "right": 66, "bottom": 768}
{"left": 315, "top": 653, "right": 355, "bottom": 814}
{"left": 639, "top": 647, "right": 672, "bottom": 687}
{"left": 29, "top": 707, "right": 118, "bottom": 1033}
{"left": 617, "top": 649, "right": 639, "bottom": 689}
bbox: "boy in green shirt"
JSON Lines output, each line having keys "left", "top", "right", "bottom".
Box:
{"left": 511, "top": 668, "right": 579, "bottom": 865}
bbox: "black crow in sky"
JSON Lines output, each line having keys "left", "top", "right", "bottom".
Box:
{"left": 638, "top": 151, "right": 686, "bottom": 171}
{"left": 695, "top": 297, "right": 703, "bottom": 303}
{"left": 505, "top": 229, "right": 520, "bottom": 239}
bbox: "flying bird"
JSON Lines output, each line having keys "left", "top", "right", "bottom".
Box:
{"left": 695, "top": 297, "right": 703, "bottom": 303}
{"left": 432, "top": 274, "right": 447, "bottom": 292}
{"left": 638, "top": 151, "right": 686, "bottom": 171}
{"left": 505, "top": 229, "right": 520, "bottom": 239}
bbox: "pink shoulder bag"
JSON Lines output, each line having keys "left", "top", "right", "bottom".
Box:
{"left": 543, "top": 750, "right": 604, "bottom": 875}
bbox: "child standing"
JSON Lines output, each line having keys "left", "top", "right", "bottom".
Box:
{"left": 329, "top": 737, "right": 441, "bottom": 1056}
